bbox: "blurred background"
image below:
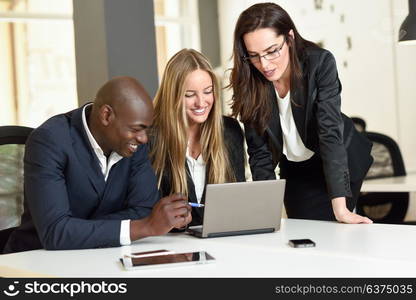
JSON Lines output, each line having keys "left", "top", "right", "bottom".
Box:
{"left": 0, "top": 0, "right": 76, "bottom": 127}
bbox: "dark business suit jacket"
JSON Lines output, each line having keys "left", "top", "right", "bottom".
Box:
{"left": 245, "top": 47, "right": 373, "bottom": 199}
{"left": 3, "top": 105, "right": 159, "bottom": 253}
{"left": 157, "top": 116, "right": 246, "bottom": 226}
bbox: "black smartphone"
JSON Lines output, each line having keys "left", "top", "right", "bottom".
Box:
{"left": 288, "top": 239, "right": 316, "bottom": 248}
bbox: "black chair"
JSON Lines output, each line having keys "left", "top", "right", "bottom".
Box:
{"left": 351, "top": 116, "right": 367, "bottom": 133}
{"left": 356, "top": 131, "right": 409, "bottom": 224}
{"left": 0, "top": 125, "right": 33, "bottom": 252}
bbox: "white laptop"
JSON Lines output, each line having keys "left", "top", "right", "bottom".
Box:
{"left": 186, "top": 180, "right": 285, "bottom": 238}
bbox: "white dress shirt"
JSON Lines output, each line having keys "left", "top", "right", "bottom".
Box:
{"left": 82, "top": 104, "right": 131, "bottom": 246}
{"left": 276, "top": 89, "right": 315, "bottom": 162}
{"left": 186, "top": 147, "right": 206, "bottom": 203}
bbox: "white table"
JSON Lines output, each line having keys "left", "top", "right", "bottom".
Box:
{"left": 1, "top": 218, "right": 416, "bottom": 278}
{"left": 361, "top": 173, "right": 416, "bottom": 192}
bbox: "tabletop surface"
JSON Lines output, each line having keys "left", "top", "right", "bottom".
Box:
{"left": 361, "top": 173, "right": 416, "bottom": 192}
{"left": 1, "top": 218, "right": 416, "bottom": 278}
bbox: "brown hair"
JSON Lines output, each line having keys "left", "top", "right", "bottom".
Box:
{"left": 228, "top": 2, "right": 317, "bottom": 133}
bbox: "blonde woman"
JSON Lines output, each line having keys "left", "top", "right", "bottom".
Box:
{"left": 150, "top": 49, "right": 245, "bottom": 226}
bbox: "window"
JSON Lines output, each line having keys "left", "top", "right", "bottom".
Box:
{"left": 153, "top": 0, "right": 200, "bottom": 78}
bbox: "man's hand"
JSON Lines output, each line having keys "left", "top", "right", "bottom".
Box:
{"left": 130, "top": 194, "right": 192, "bottom": 240}
{"left": 332, "top": 197, "right": 373, "bottom": 224}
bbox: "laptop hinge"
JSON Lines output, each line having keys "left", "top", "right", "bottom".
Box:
{"left": 207, "top": 228, "right": 275, "bottom": 238}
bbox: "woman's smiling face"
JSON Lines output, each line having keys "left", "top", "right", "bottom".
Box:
{"left": 183, "top": 69, "right": 214, "bottom": 126}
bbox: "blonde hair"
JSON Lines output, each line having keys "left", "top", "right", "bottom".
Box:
{"left": 151, "top": 49, "right": 235, "bottom": 196}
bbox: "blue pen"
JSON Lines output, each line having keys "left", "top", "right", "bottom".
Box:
{"left": 188, "top": 202, "right": 204, "bottom": 208}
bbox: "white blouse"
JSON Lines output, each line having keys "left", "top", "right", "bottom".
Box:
{"left": 276, "top": 89, "right": 315, "bottom": 162}
{"left": 186, "top": 148, "right": 206, "bottom": 203}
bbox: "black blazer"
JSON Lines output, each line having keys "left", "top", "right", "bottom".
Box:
{"left": 157, "top": 116, "right": 246, "bottom": 226}
{"left": 244, "top": 47, "right": 373, "bottom": 199}
{"left": 3, "top": 105, "right": 159, "bottom": 253}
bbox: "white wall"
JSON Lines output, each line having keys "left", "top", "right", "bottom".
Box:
{"left": 218, "top": 0, "right": 416, "bottom": 172}
{"left": 392, "top": 0, "right": 416, "bottom": 172}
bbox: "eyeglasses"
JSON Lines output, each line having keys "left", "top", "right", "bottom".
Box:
{"left": 243, "top": 36, "right": 286, "bottom": 64}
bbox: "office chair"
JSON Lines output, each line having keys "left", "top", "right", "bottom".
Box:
{"left": 0, "top": 125, "right": 33, "bottom": 252}
{"left": 356, "top": 131, "right": 409, "bottom": 224}
{"left": 351, "top": 117, "right": 367, "bottom": 133}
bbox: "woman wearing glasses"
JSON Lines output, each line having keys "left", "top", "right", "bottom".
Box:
{"left": 150, "top": 49, "right": 246, "bottom": 226}
{"left": 229, "top": 3, "right": 373, "bottom": 223}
